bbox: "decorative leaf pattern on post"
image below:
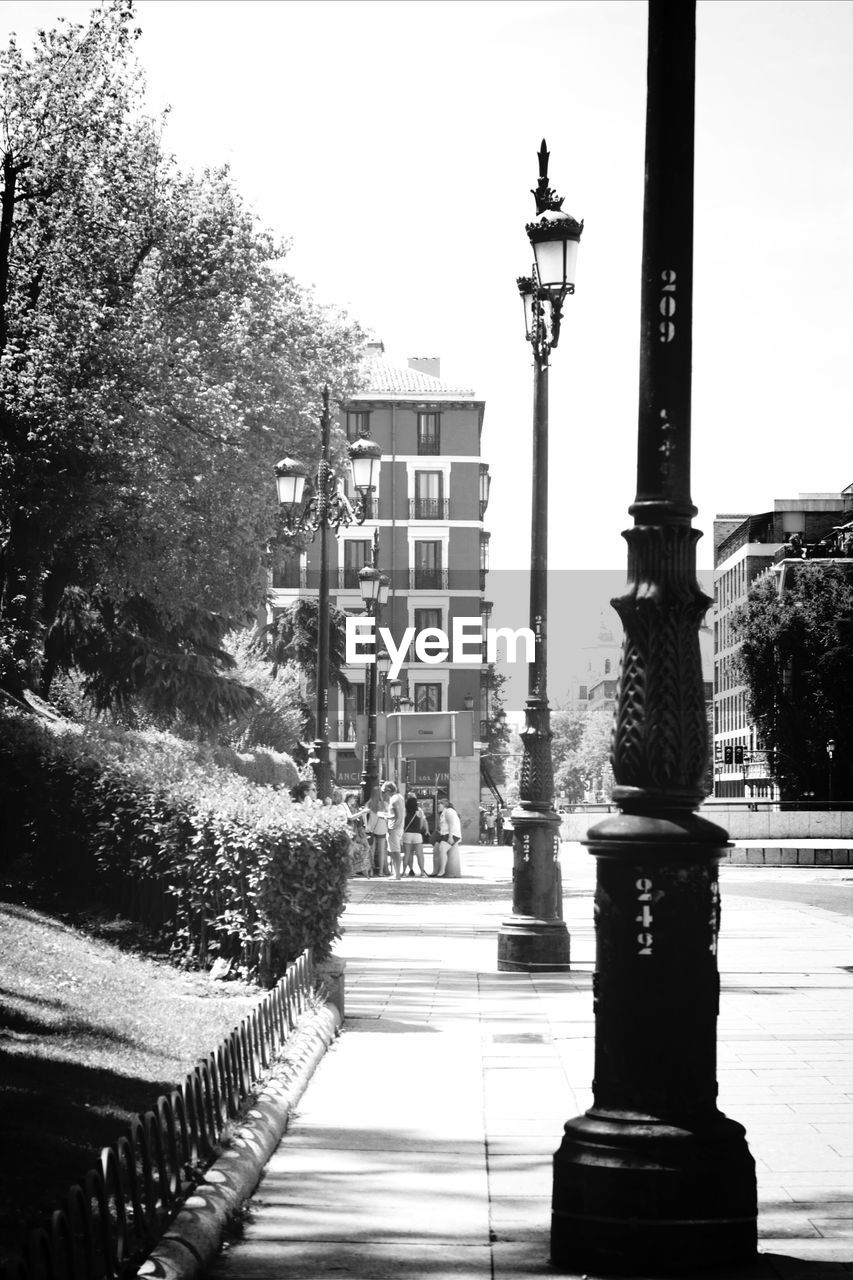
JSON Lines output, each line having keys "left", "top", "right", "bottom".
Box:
{"left": 611, "top": 524, "right": 710, "bottom": 804}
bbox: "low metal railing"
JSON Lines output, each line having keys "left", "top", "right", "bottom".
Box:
{"left": 0, "top": 950, "right": 318, "bottom": 1280}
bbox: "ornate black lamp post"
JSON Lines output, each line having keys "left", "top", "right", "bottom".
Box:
{"left": 275, "top": 387, "right": 380, "bottom": 799}
{"left": 496, "top": 141, "right": 582, "bottom": 974}
{"left": 358, "top": 528, "right": 390, "bottom": 802}
{"left": 550, "top": 3, "right": 757, "bottom": 1272}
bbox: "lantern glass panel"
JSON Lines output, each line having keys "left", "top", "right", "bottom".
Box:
{"left": 533, "top": 235, "right": 579, "bottom": 292}
{"left": 276, "top": 470, "right": 306, "bottom": 509}
{"left": 351, "top": 450, "right": 379, "bottom": 492}
{"left": 359, "top": 567, "right": 380, "bottom": 603}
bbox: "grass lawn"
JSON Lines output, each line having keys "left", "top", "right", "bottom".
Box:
{"left": 0, "top": 897, "right": 266, "bottom": 1267}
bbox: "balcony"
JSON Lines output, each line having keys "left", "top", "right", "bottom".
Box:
{"left": 332, "top": 720, "right": 359, "bottom": 743}
{"left": 338, "top": 567, "right": 368, "bottom": 590}
{"left": 416, "top": 436, "right": 441, "bottom": 456}
{"left": 409, "top": 498, "right": 449, "bottom": 520}
{"left": 272, "top": 563, "right": 307, "bottom": 590}
{"left": 409, "top": 568, "right": 449, "bottom": 591}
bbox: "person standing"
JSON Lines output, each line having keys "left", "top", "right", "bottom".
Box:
{"left": 344, "top": 791, "right": 371, "bottom": 876}
{"left": 485, "top": 806, "right": 496, "bottom": 844}
{"left": 364, "top": 785, "right": 390, "bottom": 876}
{"left": 382, "top": 781, "right": 406, "bottom": 880}
{"left": 431, "top": 797, "right": 461, "bottom": 877}
{"left": 291, "top": 779, "right": 319, "bottom": 808}
{"left": 401, "top": 791, "right": 430, "bottom": 877}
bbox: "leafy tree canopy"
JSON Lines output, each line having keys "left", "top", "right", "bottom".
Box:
{"left": 552, "top": 700, "right": 613, "bottom": 804}
{"left": 480, "top": 663, "right": 510, "bottom": 789}
{"left": 731, "top": 562, "right": 853, "bottom": 800}
{"left": 0, "top": 1, "right": 366, "bottom": 722}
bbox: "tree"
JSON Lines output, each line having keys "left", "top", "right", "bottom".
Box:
{"left": 552, "top": 700, "right": 614, "bottom": 803}
{"left": 262, "top": 598, "right": 351, "bottom": 742}
{"left": 220, "top": 628, "right": 304, "bottom": 755}
{"left": 731, "top": 562, "right": 853, "bottom": 800}
{"left": 479, "top": 663, "right": 510, "bottom": 789}
{"left": 0, "top": 2, "right": 366, "bottom": 720}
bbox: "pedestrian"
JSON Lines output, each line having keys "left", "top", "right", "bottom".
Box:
{"left": 431, "top": 797, "right": 461, "bottom": 877}
{"left": 401, "top": 790, "right": 430, "bottom": 877}
{"left": 344, "top": 791, "right": 371, "bottom": 876}
{"left": 485, "top": 806, "right": 496, "bottom": 844}
{"left": 291, "top": 779, "right": 319, "bottom": 808}
{"left": 382, "top": 781, "right": 406, "bottom": 880}
{"left": 330, "top": 787, "right": 350, "bottom": 820}
{"left": 364, "top": 785, "right": 390, "bottom": 876}
{"left": 495, "top": 807, "right": 504, "bottom": 845}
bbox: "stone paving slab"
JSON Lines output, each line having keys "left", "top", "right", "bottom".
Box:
{"left": 208, "top": 844, "right": 853, "bottom": 1280}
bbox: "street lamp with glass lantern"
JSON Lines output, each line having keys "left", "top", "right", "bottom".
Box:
{"left": 497, "top": 140, "right": 582, "bottom": 974}
{"left": 274, "top": 386, "right": 381, "bottom": 798}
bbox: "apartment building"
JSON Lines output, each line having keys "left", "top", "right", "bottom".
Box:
{"left": 271, "top": 343, "right": 491, "bottom": 834}
{"left": 712, "top": 487, "right": 852, "bottom": 798}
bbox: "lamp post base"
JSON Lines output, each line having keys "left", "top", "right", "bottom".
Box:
{"left": 551, "top": 1109, "right": 757, "bottom": 1274}
{"left": 497, "top": 916, "right": 570, "bottom": 972}
{"left": 497, "top": 808, "right": 570, "bottom": 972}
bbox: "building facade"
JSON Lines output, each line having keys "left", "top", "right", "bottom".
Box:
{"left": 271, "top": 343, "right": 491, "bottom": 837}
{"left": 712, "top": 487, "right": 853, "bottom": 798}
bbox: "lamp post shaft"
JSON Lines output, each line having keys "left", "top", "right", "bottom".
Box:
{"left": 312, "top": 389, "right": 332, "bottom": 800}
{"left": 497, "top": 329, "right": 569, "bottom": 971}
{"left": 551, "top": 2, "right": 757, "bottom": 1271}
{"left": 361, "top": 529, "right": 382, "bottom": 804}
{"left": 529, "top": 356, "right": 549, "bottom": 697}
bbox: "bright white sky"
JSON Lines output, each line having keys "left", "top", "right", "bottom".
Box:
{"left": 3, "top": 0, "right": 852, "bottom": 589}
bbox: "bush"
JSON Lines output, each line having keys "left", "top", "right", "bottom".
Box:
{"left": 0, "top": 708, "right": 350, "bottom": 979}
{"left": 211, "top": 744, "right": 301, "bottom": 789}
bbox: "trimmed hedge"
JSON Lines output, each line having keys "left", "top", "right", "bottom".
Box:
{"left": 0, "top": 709, "right": 350, "bottom": 980}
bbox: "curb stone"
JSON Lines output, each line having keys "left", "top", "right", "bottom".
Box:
{"left": 136, "top": 1000, "right": 342, "bottom": 1280}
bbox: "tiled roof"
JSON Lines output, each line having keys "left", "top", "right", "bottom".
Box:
{"left": 357, "top": 355, "right": 475, "bottom": 398}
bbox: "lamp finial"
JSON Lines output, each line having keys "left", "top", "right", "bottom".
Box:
{"left": 532, "top": 138, "right": 565, "bottom": 215}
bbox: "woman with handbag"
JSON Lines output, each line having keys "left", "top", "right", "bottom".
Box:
{"left": 364, "top": 785, "right": 391, "bottom": 877}
{"left": 401, "top": 791, "right": 430, "bottom": 877}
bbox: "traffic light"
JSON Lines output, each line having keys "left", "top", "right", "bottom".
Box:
{"left": 734, "top": 745, "right": 744, "bottom": 766}
{"left": 724, "top": 746, "right": 733, "bottom": 765}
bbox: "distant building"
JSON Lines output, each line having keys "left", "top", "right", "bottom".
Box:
{"left": 712, "top": 486, "right": 853, "bottom": 799}
{"left": 271, "top": 343, "right": 491, "bottom": 837}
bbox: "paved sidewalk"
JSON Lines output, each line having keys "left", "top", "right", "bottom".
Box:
{"left": 209, "top": 844, "right": 853, "bottom": 1279}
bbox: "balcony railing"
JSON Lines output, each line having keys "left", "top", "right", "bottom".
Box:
{"left": 409, "top": 568, "right": 449, "bottom": 590}
{"left": 276, "top": 567, "right": 483, "bottom": 593}
{"left": 416, "top": 436, "right": 441, "bottom": 456}
{"left": 332, "top": 720, "right": 359, "bottom": 743}
{"left": 409, "top": 498, "right": 449, "bottom": 520}
{"left": 338, "top": 567, "right": 368, "bottom": 590}
{"left": 272, "top": 564, "right": 307, "bottom": 589}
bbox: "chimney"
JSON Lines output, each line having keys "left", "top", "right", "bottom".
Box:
{"left": 408, "top": 356, "right": 440, "bottom": 379}
{"left": 365, "top": 340, "right": 385, "bottom": 357}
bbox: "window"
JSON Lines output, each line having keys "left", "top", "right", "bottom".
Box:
{"left": 343, "top": 539, "right": 372, "bottom": 589}
{"left": 412, "top": 540, "right": 443, "bottom": 589}
{"left": 414, "top": 682, "right": 442, "bottom": 713}
{"left": 412, "top": 471, "right": 445, "bottom": 519}
{"left": 417, "top": 412, "right": 440, "bottom": 455}
{"left": 412, "top": 608, "right": 442, "bottom": 661}
{"left": 346, "top": 410, "right": 371, "bottom": 441}
{"left": 336, "top": 684, "right": 365, "bottom": 743}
